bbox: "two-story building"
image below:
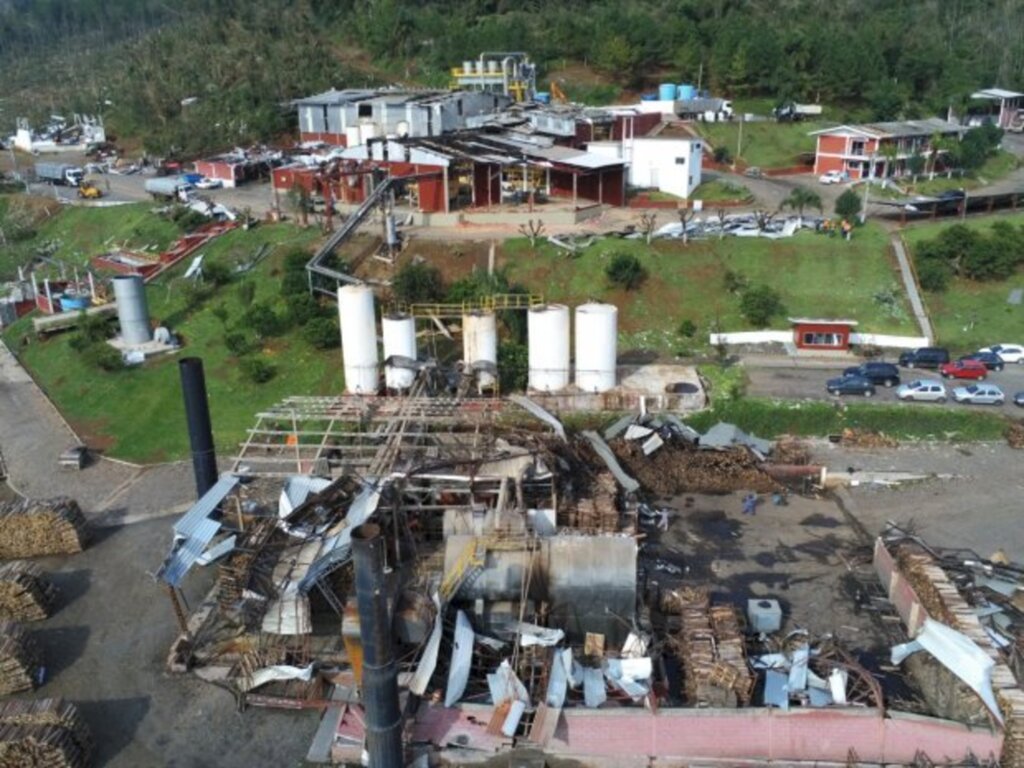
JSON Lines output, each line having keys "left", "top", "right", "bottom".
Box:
{"left": 811, "top": 118, "right": 967, "bottom": 180}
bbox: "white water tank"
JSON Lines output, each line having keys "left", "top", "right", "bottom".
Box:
{"left": 112, "top": 274, "right": 152, "bottom": 345}
{"left": 462, "top": 311, "right": 497, "bottom": 390}
{"left": 575, "top": 303, "right": 617, "bottom": 393}
{"left": 528, "top": 304, "right": 570, "bottom": 392}
{"left": 382, "top": 312, "right": 417, "bottom": 391}
{"left": 338, "top": 284, "right": 379, "bottom": 394}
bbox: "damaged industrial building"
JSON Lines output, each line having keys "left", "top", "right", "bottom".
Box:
{"left": 149, "top": 327, "right": 1024, "bottom": 767}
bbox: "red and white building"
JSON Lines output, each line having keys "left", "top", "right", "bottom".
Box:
{"left": 811, "top": 118, "right": 966, "bottom": 180}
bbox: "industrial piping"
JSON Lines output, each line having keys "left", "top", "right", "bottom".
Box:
{"left": 352, "top": 523, "right": 403, "bottom": 768}
{"left": 178, "top": 357, "right": 218, "bottom": 499}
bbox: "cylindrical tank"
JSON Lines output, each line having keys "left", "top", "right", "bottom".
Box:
{"left": 535, "top": 92, "right": 551, "bottom": 104}
{"left": 462, "top": 311, "right": 497, "bottom": 390}
{"left": 338, "top": 284, "right": 379, "bottom": 395}
{"left": 385, "top": 214, "right": 399, "bottom": 247}
{"left": 382, "top": 313, "right": 416, "bottom": 391}
{"left": 528, "top": 304, "right": 570, "bottom": 392}
{"left": 679, "top": 84, "right": 696, "bottom": 101}
{"left": 462, "top": 60, "right": 473, "bottom": 74}
{"left": 113, "top": 274, "right": 152, "bottom": 344}
{"left": 658, "top": 83, "right": 677, "bottom": 102}
{"left": 487, "top": 60, "right": 499, "bottom": 74}
{"left": 575, "top": 303, "right": 617, "bottom": 393}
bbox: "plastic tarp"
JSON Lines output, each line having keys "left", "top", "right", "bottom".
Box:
{"left": 238, "top": 663, "right": 315, "bottom": 693}
{"left": 514, "top": 622, "right": 565, "bottom": 647}
{"left": 545, "top": 648, "right": 573, "bottom": 709}
{"left": 444, "top": 611, "right": 474, "bottom": 707}
{"left": 583, "top": 667, "right": 607, "bottom": 708}
{"left": 891, "top": 617, "right": 1003, "bottom": 724}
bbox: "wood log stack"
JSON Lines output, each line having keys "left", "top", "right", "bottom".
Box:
{"left": 0, "top": 563, "right": 57, "bottom": 622}
{"left": 611, "top": 440, "right": 780, "bottom": 495}
{"left": 563, "top": 472, "right": 619, "bottom": 533}
{"left": 0, "top": 623, "right": 43, "bottom": 696}
{"left": 0, "top": 698, "right": 92, "bottom": 768}
{"left": 0, "top": 498, "right": 88, "bottom": 559}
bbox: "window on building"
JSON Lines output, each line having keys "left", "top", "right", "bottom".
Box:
{"left": 695, "top": 143, "right": 701, "bottom": 150}
{"left": 803, "top": 332, "right": 842, "bottom": 346}
{"left": 851, "top": 140, "right": 865, "bottom": 156}
{"left": 675, "top": 157, "right": 686, "bottom": 165}
{"left": 358, "top": 103, "right": 372, "bottom": 118}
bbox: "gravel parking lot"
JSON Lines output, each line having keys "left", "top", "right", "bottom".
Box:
{"left": 745, "top": 358, "right": 1024, "bottom": 412}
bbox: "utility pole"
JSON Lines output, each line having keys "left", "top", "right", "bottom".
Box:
{"left": 696, "top": 62, "right": 703, "bottom": 94}
{"left": 736, "top": 114, "right": 744, "bottom": 166}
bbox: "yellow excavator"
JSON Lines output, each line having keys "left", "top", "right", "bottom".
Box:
{"left": 77, "top": 180, "right": 103, "bottom": 200}
{"left": 550, "top": 80, "right": 569, "bottom": 104}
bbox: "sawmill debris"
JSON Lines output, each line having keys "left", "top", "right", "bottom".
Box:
{"left": 0, "top": 623, "right": 44, "bottom": 696}
{"left": 0, "top": 698, "right": 92, "bottom": 768}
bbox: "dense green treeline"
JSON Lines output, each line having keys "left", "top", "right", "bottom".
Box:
{"left": 1, "top": 0, "right": 1022, "bottom": 154}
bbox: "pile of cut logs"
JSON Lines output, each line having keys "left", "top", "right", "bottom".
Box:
{"left": 0, "top": 563, "right": 57, "bottom": 621}
{"left": 0, "top": 498, "right": 88, "bottom": 558}
{"left": 0, "top": 698, "right": 92, "bottom": 768}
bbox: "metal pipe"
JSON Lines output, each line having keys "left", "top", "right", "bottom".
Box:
{"left": 351, "top": 523, "right": 402, "bottom": 768}
{"left": 178, "top": 357, "right": 218, "bottom": 499}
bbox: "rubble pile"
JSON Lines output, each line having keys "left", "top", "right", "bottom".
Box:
{"left": 895, "top": 549, "right": 960, "bottom": 628}
{"left": 1005, "top": 421, "right": 1024, "bottom": 450}
{"left": 0, "top": 563, "right": 57, "bottom": 622}
{"left": 839, "top": 428, "right": 899, "bottom": 449}
{"left": 773, "top": 437, "right": 812, "bottom": 465}
{"left": 612, "top": 440, "right": 780, "bottom": 495}
{"left": 665, "top": 588, "right": 753, "bottom": 707}
{"left": 562, "top": 472, "right": 619, "bottom": 532}
{"left": 0, "top": 499, "right": 88, "bottom": 558}
{"left": 0, "top": 698, "right": 92, "bottom": 768}
{"left": 0, "top": 623, "right": 43, "bottom": 696}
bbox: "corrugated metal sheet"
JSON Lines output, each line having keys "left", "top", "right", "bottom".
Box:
{"left": 173, "top": 475, "right": 238, "bottom": 538}
{"left": 445, "top": 610, "right": 474, "bottom": 707}
{"left": 581, "top": 431, "right": 640, "bottom": 493}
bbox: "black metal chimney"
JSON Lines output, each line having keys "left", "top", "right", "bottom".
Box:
{"left": 351, "top": 523, "right": 402, "bottom": 768}
{"left": 179, "top": 357, "right": 218, "bottom": 499}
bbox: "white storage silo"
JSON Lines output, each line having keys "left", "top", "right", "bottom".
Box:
{"left": 338, "top": 284, "right": 379, "bottom": 395}
{"left": 113, "top": 274, "right": 152, "bottom": 345}
{"left": 574, "top": 303, "right": 617, "bottom": 393}
{"left": 382, "top": 312, "right": 417, "bottom": 391}
{"left": 462, "top": 311, "right": 497, "bottom": 390}
{"left": 528, "top": 304, "right": 570, "bottom": 392}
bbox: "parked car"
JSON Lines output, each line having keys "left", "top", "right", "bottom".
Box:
{"left": 1014, "top": 391, "right": 1024, "bottom": 408}
{"left": 953, "top": 383, "right": 1005, "bottom": 405}
{"left": 958, "top": 351, "right": 1005, "bottom": 371}
{"left": 194, "top": 177, "right": 223, "bottom": 190}
{"left": 939, "top": 360, "right": 988, "bottom": 380}
{"left": 979, "top": 344, "right": 1024, "bottom": 364}
{"left": 898, "top": 347, "right": 950, "bottom": 369}
{"left": 896, "top": 379, "right": 947, "bottom": 402}
{"left": 826, "top": 374, "right": 876, "bottom": 397}
{"left": 842, "top": 361, "right": 900, "bottom": 387}
{"left": 743, "top": 166, "right": 763, "bottom": 179}
{"left": 819, "top": 170, "right": 849, "bottom": 185}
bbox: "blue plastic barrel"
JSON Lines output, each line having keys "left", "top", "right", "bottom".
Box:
{"left": 640, "top": 93, "right": 658, "bottom": 101}
{"left": 678, "top": 84, "right": 696, "bottom": 101}
{"left": 535, "top": 92, "right": 551, "bottom": 104}
{"left": 658, "top": 83, "right": 677, "bottom": 101}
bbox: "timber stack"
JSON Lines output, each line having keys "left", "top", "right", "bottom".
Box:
{"left": 0, "top": 623, "right": 43, "bottom": 696}
{"left": 0, "top": 498, "right": 89, "bottom": 559}
{"left": 0, "top": 563, "right": 57, "bottom": 621}
{"left": 0, "top": 698, "right": 92, "bottom": 768}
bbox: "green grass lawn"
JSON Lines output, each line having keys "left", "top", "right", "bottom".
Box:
{"left": 3, "top": 222, "right": 337, "bottom": 463}
{"left": 691, "top": 179, "right": 754, "bottom": 202}
{"left": 901, "top": 151, "right": 1021, "bottom": 196}
{"left": 0, "top": 198, "right": 184, "bottom": 280}
{"left": 903, "top": 212, "right": 1024, "bottom": 352}
{"left": 501, "top": 222, "right": 915, "bottom": 354}
{"left": 695, "top": 120, "right": 827, "bottom": 168}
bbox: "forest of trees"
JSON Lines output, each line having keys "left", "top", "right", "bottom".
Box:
{"left": 1, "top": 0, "right": 1022, "bottom": 154}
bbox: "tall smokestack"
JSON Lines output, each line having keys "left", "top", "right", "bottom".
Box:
{"left": 351, "top": 523, "right": 402, "bottom": 768}
{"left": 178, "top": 357, "right": 218, "bottom": 499}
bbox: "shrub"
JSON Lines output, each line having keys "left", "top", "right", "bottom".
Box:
{"left": 289, "top": 293, "right": 326, "bottom": 326}
{"left": 280, "top": 270, "right": 308, "bottom": 297}
{"left": 237, "top": 280, "right": 256, "bottom": 307}
{"left": 723, "top": 269, "right": 748, "bottom": 294}
{"left": 242, "top": 303, "right": 283, "bottom": 338}
{"left": 224, "top": 332, "right": 254, "bottom": 356}
{"left": 498, "top": 342, "right": 528, "bottom": 393}
{"left": 302, "top": 316, "right": 340, "bottom": 349}
{"left": 203, "top": 259, "right": 232, "bottom": 286}
{"left": 678, "top": 319, "right": 698, "bottom": 338}
{"left": 713, "top": 146, "right": 732, "bottom": 164}
{"left": 605, "top": 253, "right": 647, "bottom": 290}
{"left": 834, "top": 189, "right": 862, "bottom": 220}
{"left": 284, "top": 248, "right": 311, "bottom": 272}
{"left": 240, "top": 356, "right": 276, "bottom": 384}
{"left": 393, "top": 262, "right": 445, "bottom": 304}
{"left": 740, "top": 284, "right": 785, "bottom": 327}
{"left": 81, "top": 341, "right": 123, "bottom": 371}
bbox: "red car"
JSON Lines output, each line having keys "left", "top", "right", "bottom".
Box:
{"left": 939, "top": 360, "right": 988, "bottom": 380}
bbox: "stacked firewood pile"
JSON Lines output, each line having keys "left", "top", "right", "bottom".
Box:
{"left": 0, "top": 698, "right": 93, "bottom": 768}
{"left": 999, "top": 689, "right": 1024, "bottom": 768}
{"left": 612, "top": 440, "right": 780, "bottom": 495}
{"left": 839, "top": 428, "right": 899, "bottom": 449}
{"left": 664, "top": 589, "right": 752, "bottom": 708}
{"left": 1006, "top": 421, "right": 1024, "bottom": 450}
{"left": 896, "top": 549, "right": 959, "bottom": 628}
{"left": 0, "top": 623, "right": 43, "bottom": 696}
{"left": 0, "top": 563, "right": 57, "bottom": 621}
{"left": 0, "top": 498, "right": 88, "bottom": 558}
{"left": 218, "top": 519, "right": 277, "bottom": 613}
{"left": 562, "top": 472, "right": 619, "bottom": 532}
{"left": 773, "top": 437, "right": 812, "bottom": 465}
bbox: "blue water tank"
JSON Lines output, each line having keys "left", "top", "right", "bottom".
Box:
{"left": 640, "top": 93, "right": 658, "bottom": 102}
{"left": 535, "top": 91, "right": 551, "bottom": 104}
{"left": 658, "top": 83, "right": 677, "bottom": 101}
{"left": 678, "top": 84, "right": 696, "bottom": 101}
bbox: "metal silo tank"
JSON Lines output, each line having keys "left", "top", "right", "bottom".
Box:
{"left": 112, "top": 274, "right": 152, "bottom": 344}
{"left": 462, "top": 310, "right": 497, "bottom": 390}
{"left": 338, "top": 284, "right": 379, "bottom": 395}
{"left": 574, "top": 303, "right": 617, "bottom": 393}
{"left": 528, "top": 304, "right": 570, "bottom": 392}
{"left": 382, "top": 313, "right": 416, "bottom": 391}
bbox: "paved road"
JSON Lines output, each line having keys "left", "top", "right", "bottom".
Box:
{"left": 745, "top": 357, "right": 1024, "bottom": 412}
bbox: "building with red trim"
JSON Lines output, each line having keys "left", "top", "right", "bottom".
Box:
{"left": 790, "top": 318, "right": 857, "bottom": 350}
{"left": 811, "top": 119, "right": 966, "bottom": 180}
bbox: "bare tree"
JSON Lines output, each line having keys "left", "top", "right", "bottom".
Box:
{"left": 518, "top": 219, "right": 545, "bottom": 248}
{"left": 639, "top": 212, "right": 658, "bottom": 245}
{"left": 753, "top": 209, "right": 777, "bottom": 232}
{"left": 677, "top": 207, "right": 696, "bottom": 246}
{"left": 716, "top": 207, "right": 728, "bottom": 240}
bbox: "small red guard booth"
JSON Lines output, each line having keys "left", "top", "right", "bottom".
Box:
{"left": 790, "top": 318, "right": 857, "bottom": 350}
